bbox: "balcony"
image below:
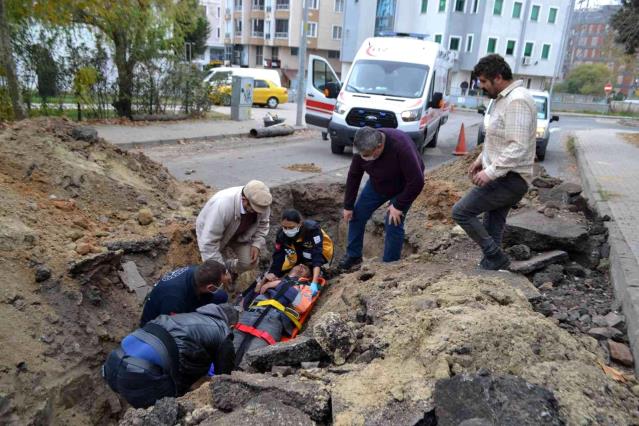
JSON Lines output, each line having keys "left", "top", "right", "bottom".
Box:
{"left": 252, "top": 1, "right": 265, "bottom": 10}
{"left": 252, "top": 31, "right": 264, "bottom": 37}
{"left": 274, "top": 32, "right": 288, "bottom": 39}
{"left": 264, "top": 32, "right": 271, "bottom": 39}
{"left": 234, "top": 31, "right": 243, "bottom": 37}
{"left": 275, "top": 1, "right": 289, "bottom": 9}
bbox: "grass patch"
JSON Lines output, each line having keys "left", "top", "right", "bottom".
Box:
{"left": 565, "top": 136, "right": 577, "bottom": 158}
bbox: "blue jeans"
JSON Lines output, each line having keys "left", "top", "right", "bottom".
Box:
{"left": 347, "top": 181, "right": 410, "bottom": 262}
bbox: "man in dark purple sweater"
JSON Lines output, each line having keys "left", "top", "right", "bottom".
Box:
{"left": 339, "top": 126, "right": 425, "bottom": 269}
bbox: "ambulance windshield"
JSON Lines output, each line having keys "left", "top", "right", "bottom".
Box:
{"left": 345, "top": 60, "right": 429, "bottom": 98}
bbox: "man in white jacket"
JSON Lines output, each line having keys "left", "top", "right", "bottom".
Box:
{"left": 196, "top": 180, "right": 272, "bottom": 274}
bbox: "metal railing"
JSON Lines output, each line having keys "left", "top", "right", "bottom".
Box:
{"left": 252, "top": 1, "right": 265, "bottom": 10}
{"left": 252, "top": 31, "right": 264, "bottom": 37}
{"left": 274, "top": 31, "right": 288, "bottom": 38}
{"left": 275, "top": 1, "right": 289, "bottom": 10}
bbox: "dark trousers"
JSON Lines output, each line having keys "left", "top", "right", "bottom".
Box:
{"left": 347, "top": 181, "right": 411, "bottom": 262}
{"left": 452, "top": 172, "right": 528, "bottom": 256}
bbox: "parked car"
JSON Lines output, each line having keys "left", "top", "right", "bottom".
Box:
{"left": 476, "top": 90, "right": 559, "bottom": 161}
{"left": 210, "top": 79, "right": 288, "bottom": 109}
{"left": 204, "top": 67, "right": 282, "bottom": 87}
{"left": 305, "top": 33, "right": 455, "bottom": 155}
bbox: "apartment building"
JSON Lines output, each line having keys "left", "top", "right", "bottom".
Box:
{"left": 220, "top": 0, "right": 345, "bottom": 87}
{"left": 564, "top": 5, "right": 638, "bottom": 96}
{"left": 341, "top": 0, "right": 574, "bottom": 93}
{"left": 199, "top": 0, "right": 227, "bottom": 64}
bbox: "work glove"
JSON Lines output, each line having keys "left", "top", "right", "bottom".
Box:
{"left": 310, "top": 281, "right": 320, "bottom": 297}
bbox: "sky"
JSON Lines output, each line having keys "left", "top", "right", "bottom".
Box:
{"left": 575, "top": 0, "right": 620, "bottom": 8}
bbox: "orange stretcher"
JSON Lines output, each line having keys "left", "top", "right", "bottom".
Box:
{"left": 280, "top": 276, "right": 327, "bottom": 341}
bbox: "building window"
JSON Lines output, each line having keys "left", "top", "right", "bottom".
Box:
{"left": 290, "top": 47, "right": 298, "bottom": 56}
{"left": 235, "top": 19, "right": 242, "bottom": 35}
{"left": 548, "top": 7, "right": 557, "bottom": 24}
{"left": 217, "top": 27, "right": 220, "bottom": 38}
{"left": 375, "top": 0, "right": 396, "bottom": 35}
{"left": 438, "top": 0, "right": 446, "bottom": 12}
{"left": 307, "top": 22, "right": 318, "bottom": 38}
{"left": 421, "top": 0, "right": 428, "bottom": 13}
{"left": 466, "top": 34, "right": 474, "bottom": 52}
{"left": 255, "top": 45, "right": 263, "bottom": 65}
{"left": 454, "top": 0, "right": 465, "bottom": 12}
{"left": 275, "top": 19, "right": 288, "bottom": 38}
{"left": 276, "top": 0, "right": 289, "bottom": 10}
{"left": 434, "top": 34, "right": 442, "bottom": 44}
{"left": 505, "top": 39, "right": 516, "bottom": 55}
{"left": 252, "top": 0, "right": 265, "bottom": 10}
{"left": 512, "top": 1, "right": 522, "bottom": 18}
{"left": 308, "top": 0, "right": 319, "bottom": 9}
{"left": 335, "top": 0, "right": 344, "bottom": 12}
{"left": 524, "top": 41, "right": 534, "bottom": 57}
{"left": 541, "top": 43, "right": 551, "bottom": 60}
{"left": 252, "top": 19, "right": 264, "bottom": 37}
{"left": 332, "top": 25, "right": 342, "bottom": 40}
{"left": 217, "top": 7, "right": 221, "bottom": 17}
{"left": 449, "top": 36, "right": 461, "bottom": 51}
{"left": 235, "top": 0, "right": 242, "bottom": 8}
{"left": 328, "top": 50, "right": 340, "bottom": 59}
{"left": 530, "top": 5, "right": 540, "bottom": 22}
{"left": 493, "top": 0, "right": 503, "bottom": 15}
{"left": 487, "top": 37, "right": 497, "bottom": 53}
{"left": 471, "top": 0, "right": 479, "bottom": 13}
{"left": 272, "top": 46, "right": 279, "bottom": 59}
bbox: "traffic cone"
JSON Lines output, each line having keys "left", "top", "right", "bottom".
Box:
{"left": 453, "top": 123, "right": 468, "bottom": 156}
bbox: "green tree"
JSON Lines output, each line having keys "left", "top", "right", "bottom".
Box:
{"left": 611, "top": 0, "right": 639, "bottom": 54}
{"left": 28, "top": 43, "right": 59, "bottom": 104}
{"left": 0, "top": 0, "right": 25, "bottom": 119}
{"left": 184, "top": 13, "right": 210, "bottom": 57}
{"left": 557, "top": 64, "right": 613, "bottom": 96}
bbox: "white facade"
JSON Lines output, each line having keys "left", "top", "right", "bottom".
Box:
{"left": 341, "top": 0, "right": 574, "bottom": 93}
{"left": 200, "top": 0, "right": 226, "bottom": 63}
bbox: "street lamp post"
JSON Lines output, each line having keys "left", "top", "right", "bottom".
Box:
{"left": 296, "top": 0, "right": 309, "bottom": 127}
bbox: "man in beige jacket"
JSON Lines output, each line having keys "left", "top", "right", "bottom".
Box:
{"left": 196, "top": 180, "right": 272, "bottom": 274}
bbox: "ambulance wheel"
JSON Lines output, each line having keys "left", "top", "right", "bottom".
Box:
{"left": 331, "top": 138, "right": 345, "bottom": 154}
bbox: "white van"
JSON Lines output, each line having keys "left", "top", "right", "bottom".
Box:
{"left": 204, "top": 67, "right": 282, "bottom": 88}
{"left": 305, "top": 34, "right": 455, "bottom": 154}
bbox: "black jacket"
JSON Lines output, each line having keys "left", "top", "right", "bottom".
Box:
{"left": 150, "top": 304, "right": 234, "bottom": 394}
{"left": 269, "top": 219, "right": 330, "bottom": 277}
{"left": 140, "top": 266, "right": 219, "bottom": 327}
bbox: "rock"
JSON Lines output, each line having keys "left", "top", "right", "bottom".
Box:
{"left": 70, "top": 126, "right": 98, "bottom": 142}
{"left": 75, "top": 243, "right": 93, "bottom": 255}
{"left": 34, "top": 265, "right": 52, "bottom": 283}
{"left": 68, "top": 230, "right": 84, "bottom": 241}
{"left": 509, "top": 250, "right": 568, "bottom": 274}
{"left": 533, "top": 273, "right": 557, "bottom": 287}
{"left": 138, "top": 208, "right": 154, "bottom": 226}
{"left": 608, "top": 340, "right": 634, "bottom": 367}
{"left": 136, "top": 195, "right": 148, "bottom": 205}
{"left": 312, "top": 313, "right": 357, "bottom": 366}
{"left": 544, "top": 200, "right": 562, "bottom": 210}
{"left": 565, "top": 262, "right": 587, "bottom": 277}
{"left": 632, "top": 385, "right": 639, "bottom": 398}
{"left": 244, "top": 336, "right": 328, "bottom": 373}
{"left": 301, "top": 361, "right": 320, "bottom": 369}
{"left": 592, "top": 315, "right": 608, "bottom": 328}
{"left": 59, "top": 374, "right": 93, "bottom": 409}
{"left": 434, "top": 373, "right": 564, "bottom": 426}
{"left": 210, "top": 371, "right": 331, "bottom": 423}
{"left": 505, "top": 244, "right": 532, "bottom": 261}
{"left": 587, "top": 327, "right": 623, "bottom": 341}
{"left": 0, "top": 217, "right": 37, "bottom": 251}
{"left": 597, "top": 259, "right": 610, "bottom": 272}
{"left": 543, "top": 207, "right": 558, "bottom": 218}
{"left": 105, "top": 236, "right": 170, "bottom": 253}
{"left": 271, "top": 366, "right": 294, "bottom": 377}
{"left": 118, "top": 261, "right": 150, "bottom": 304}
{"left": 604, "top": 312, "right": 625, "bottom": 329}
{"left": 68, "top": 250, "right": 122, "bottom": 276}
{"left": 450, "top": 225, "right": 466, "bottom": 236}
{"left": 85, "top": 285, "right": 102, "bottom": 306}
{"left": 504, "top": 209, "right": 589, "bottom": 252}
{"left": 539, "top": 282, "right": 554, "bottom": 291}
{"left": 211, "top": 394, "right": 312, "bottom": 425}
{"left": 600, "top": 242, "right": 611, "bottom": 259}
{"left": 539, "top": 183, "right": 583, "bottom": 205}
{"left": 532, "top": 176, "right": 561, "bottom": 188}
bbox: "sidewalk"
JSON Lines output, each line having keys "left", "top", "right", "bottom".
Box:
{"left": 95, "top": 103, "right": 303, "bottom": 148}
{"left": 574, "top": 129, "right": 639, "bottom": 373}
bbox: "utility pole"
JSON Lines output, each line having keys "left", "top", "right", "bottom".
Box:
{"left": 296, "top": 0, "right": 309, "bottom": 126}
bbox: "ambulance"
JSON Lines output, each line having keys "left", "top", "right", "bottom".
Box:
{"left": 305, "top": 33, "right": 455, "bottom": 154}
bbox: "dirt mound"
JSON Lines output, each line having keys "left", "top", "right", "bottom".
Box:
{"left": 0, "top": 118, "right": 212, "bottom": 424}
{"left": 283, "top": 162, "right": 322, "bottom": 173}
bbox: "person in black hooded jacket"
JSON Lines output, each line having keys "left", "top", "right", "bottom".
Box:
{"left": 102, "top": 303, "right": 238, "bottom": 408}
{"left": 267, "top": 209, "right": 334, "bottom": 296}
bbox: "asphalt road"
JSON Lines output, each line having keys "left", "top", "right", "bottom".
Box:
{"left": 137, "top": 112, "right": 638, "bottom": 189}
{"left": 139, "top": 111, "right": 483, "bottom": 188}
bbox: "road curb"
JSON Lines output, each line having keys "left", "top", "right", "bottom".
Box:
{"left": 574, "top": 133, "right": 639, "bottom": 375}
{"left": 112, "top": 125, "right": 308, "bottom": 150}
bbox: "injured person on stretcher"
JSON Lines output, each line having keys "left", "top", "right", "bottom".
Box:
{"left": 233, "top": 263, "right": 324, "bottom": 362}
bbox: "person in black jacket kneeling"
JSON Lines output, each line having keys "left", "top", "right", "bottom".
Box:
{"left": 102, "top": 303, "right": 238, "bottom": 408}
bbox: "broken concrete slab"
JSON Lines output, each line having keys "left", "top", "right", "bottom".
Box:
{"left": 505, "top": 244, "right": 532, "bottom": 261}
{"left": 434, "top": 373, "right": 564, "bottom": 425}
{"left": 312, "top": 312, "right": 357, "bottom": 366}
{"left": 205, "top": 394, "right": 313, "bottom": 425}
{"left": 509, "top": 250, "right": 569, "bottom": 274}
{"left": 210, "top": 372, "right": 330, "bottom": 423}
{"left": 504, "top": 209, "right": 589, "bottom": 252}
{"left": 105, "top": 236, "right": 170, "bottom": 253}
{"left": 68, "top": 250, "right": 123, "bottom": 276}
{"left": 608, "top": 340, "right": 634, "bottom": 367}
{"left": 243, "top": 336, "right": 328, "bottom": 373}
{"left": 118, "top": 261, "right": 150, "bottom": 303}
{"left": 477, "top": 271, "right": 541, "bottom": 302}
